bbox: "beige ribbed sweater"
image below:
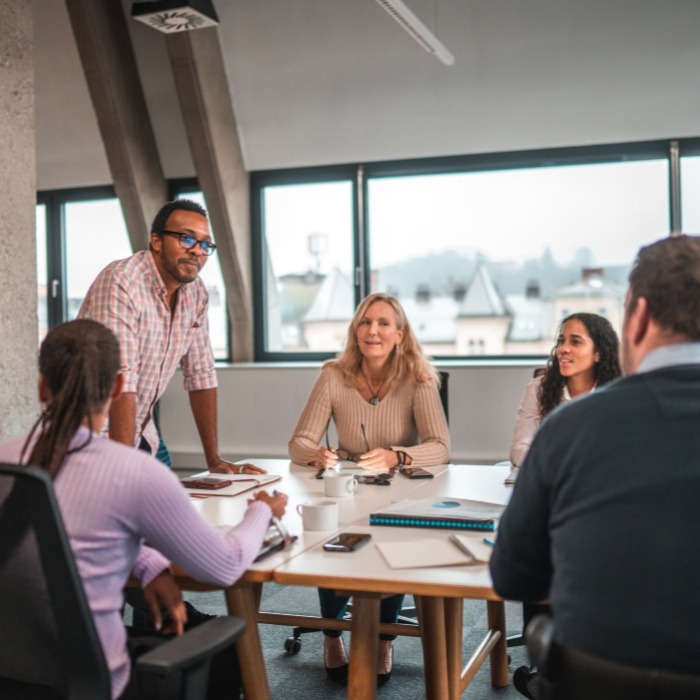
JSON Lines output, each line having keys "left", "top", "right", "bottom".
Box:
{"left": 288, "top": 365, "right": 450, "bottom": 467}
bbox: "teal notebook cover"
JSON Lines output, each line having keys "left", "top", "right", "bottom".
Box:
{"left": 370, "top": 497, "right": 504, "bottom": 531}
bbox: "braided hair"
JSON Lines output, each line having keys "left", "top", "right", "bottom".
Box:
{"left": 21, "top": 320, "right": 121, "bottom": 478}
{"left": 537, "top": 312, "right": 621, "bottom": 418}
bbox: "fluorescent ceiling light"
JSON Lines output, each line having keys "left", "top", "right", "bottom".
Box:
{"left": 131, "top": 0, "right": 219, "bottom": 33}
{"left": 374, "top": 0, "right": 455, "bottom": 66}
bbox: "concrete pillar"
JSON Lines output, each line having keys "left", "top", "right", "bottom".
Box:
{"left": 0, "top": 0, "right": 39, "bottom": 440}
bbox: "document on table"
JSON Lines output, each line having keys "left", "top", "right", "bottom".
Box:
{"left": 375, "top": 535, "right": 493, "bottom": 569}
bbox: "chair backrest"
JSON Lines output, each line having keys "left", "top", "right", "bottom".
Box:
{"left": 0, "top": 463, "right": 110, "bottom": 699}
{"left": 438, "top": 371, "right": 449, "bottom": 425}
{"left": 526, "top": 614, "right": 700, "bottom": 700}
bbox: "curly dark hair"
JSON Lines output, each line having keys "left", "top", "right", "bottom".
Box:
{"left": 537, "top": 312, "right": 621, "bottom": 418}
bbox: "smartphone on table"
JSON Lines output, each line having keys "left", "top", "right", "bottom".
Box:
{"left": 399, "top": 467, "right": 434, "bottom": 479}
{"left": 323, "top": 532, "right": 372, "bottom": 552}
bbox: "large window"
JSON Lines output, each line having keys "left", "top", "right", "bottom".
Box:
{"left": 255, "top": 177, "right": 356, "bottom": 354}
{"left": 37, "top": 190, "right": 229, "bottom": 359}
{"left": 681, "top": 154, "right": 700, "bottom": 233}
{"left": 367, "top": 160, "right": 669, "bottom": 356}
{"left": 36, "top": 203, "right": 48, "bottom": 342}
{"left": 64, "top": 199, "right": 132, "bottom": 319}
{"left": 253, "top": 144, "right": 675, "bottom": 359}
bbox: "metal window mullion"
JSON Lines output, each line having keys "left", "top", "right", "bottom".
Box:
{"left": 46, "top": 194, "right": 68, "bottom": 328}
{"left": 355, "top": 164, "right": 369, "bottom": 302}
{"left": 669, "top": 140, "right": 682, "bottom": 235}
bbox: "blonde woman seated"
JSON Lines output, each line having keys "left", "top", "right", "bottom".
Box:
{"left": 289, "top": 292, "right": 450, "bottom": 686}
{"left": 510, "top": 312, "right": 621, "bottom": 468}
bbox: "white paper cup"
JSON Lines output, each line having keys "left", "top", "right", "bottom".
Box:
{"left": 296, "top": 499, "right": 339, "bottom": 531}
{"left": 323, "top": 472, "right": 357, "bottom": 498}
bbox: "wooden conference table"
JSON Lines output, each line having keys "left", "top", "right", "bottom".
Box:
{"left": 174, "top": 460, "right": 513, "bottom": 700}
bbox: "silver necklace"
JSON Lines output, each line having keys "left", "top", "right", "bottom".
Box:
{"left": 361, "top": 367, "right": 386, "bottom": 405}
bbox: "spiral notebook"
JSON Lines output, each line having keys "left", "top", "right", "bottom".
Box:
{"left": 369, "top": 497, "right": 504, "bottom": 531}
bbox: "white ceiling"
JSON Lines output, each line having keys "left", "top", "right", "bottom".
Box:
{"left": 35, "top": 0, "right": 700, "bottom": 190}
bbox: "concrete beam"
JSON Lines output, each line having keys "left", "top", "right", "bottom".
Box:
{"left": 165, "top": 29, "right": 253, "bottom": 362}
{"left": 0, "top": 0, "right": 38, "bottom": 440}
{"left": 64, "top": 0, "right": 167, "bottom": 251}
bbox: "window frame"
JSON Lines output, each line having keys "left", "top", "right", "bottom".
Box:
{"left": 37, "top": 138, "right": 696, "bottom": 362}
{"left": 251, "top": 139, "right": 680, "bottom": 362}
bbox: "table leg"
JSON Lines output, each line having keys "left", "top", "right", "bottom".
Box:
{"left": 347, "top": 592, "right": 380, "bottom": 700}
{"left": 487, "top": 600, "right": 509, "bottom": 687}
{"left": 444, "top": 597, "right": 463, "bottom": 700}
{"left": 224, "top": 582, "right": 271, "bottom": 700}
{"left": 417, "top": 596, "right": 449, "bottom": 700}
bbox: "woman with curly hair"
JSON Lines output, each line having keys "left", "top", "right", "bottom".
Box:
{"left": 509, "top": 312, "right": 621, "bottom": 467}
{"left": 507, "top": 312, "right": 620, "bottom": 699}
{"left": 289, "top": 292, "right": 449, "bottom": 687}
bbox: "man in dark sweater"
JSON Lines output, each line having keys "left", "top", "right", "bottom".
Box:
{"left": 491, "top": 235, "right": 700, "bottom": 681}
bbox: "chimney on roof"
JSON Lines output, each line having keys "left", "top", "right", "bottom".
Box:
{"left": 525, "top": 280, "right": 540, "bottom": 299}
{"left": 582, "top": 268, "right": 604, "bottom": 288}
{"left": 416, "top": 285, "right": 431, "bottom": 304}
{"left": 453, "top": 284, "right": 467, "bottom": 303}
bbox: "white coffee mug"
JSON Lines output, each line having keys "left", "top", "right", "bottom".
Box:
{"left": 323, "top": 472, "right": 357, "bottom": 498}
{"left": 296, "top": 499, "right": 339, "bottom": 531}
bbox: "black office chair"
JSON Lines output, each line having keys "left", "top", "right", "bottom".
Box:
{"left": 283, "top": 371, "right": 450, "bottom": 653}
{"left": 525, "top": 614, "right": 700, "bottom": 700}
{"left": 0, "top": 462, "right": 246, "bottom": 700}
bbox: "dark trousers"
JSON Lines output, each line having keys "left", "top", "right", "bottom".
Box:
{"left": 318, "top": 588, "right": 404, "bottom": 641}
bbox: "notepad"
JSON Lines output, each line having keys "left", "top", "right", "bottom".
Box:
{"left": 181, "top": 473, "right": 282, "bottom": 497}
{"left": 375, "top": 535, "right": 492, "bottom": 569}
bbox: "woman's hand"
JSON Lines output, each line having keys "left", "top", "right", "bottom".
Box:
{"left": 250, "top": 490, "right": 288, "bottom": 519}
{"left": 143, "top": 570, "right": 187, "bottom": 636}
{"left": 313, "top": 446, "right": 339, "bottom": 470}
{"left": 355, "top": 448, "right": 400, "bottom": 470}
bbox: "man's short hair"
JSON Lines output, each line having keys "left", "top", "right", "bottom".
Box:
{"left": 628, "top": 234, "right": 700, "bottom": 340}
{"left": 150, "top": 199, "right": 208, "bottom": 234}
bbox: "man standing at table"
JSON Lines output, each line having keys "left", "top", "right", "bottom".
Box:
{"left": 79, "top": 199, "right": 264, "bottom": 475}
{"left": 491, "top": 235, "right": 700, "bottom": 696}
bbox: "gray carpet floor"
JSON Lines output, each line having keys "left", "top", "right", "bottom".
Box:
{"left": 184, "top": 584, "right": 530, "bottom": 699}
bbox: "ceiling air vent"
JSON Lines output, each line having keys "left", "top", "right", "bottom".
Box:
{"left": 131, "top": 0, "right": 219, "bottom": 33}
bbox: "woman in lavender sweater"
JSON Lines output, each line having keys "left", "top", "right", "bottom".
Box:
{"left": 0, "top": 319, "right": 287, "bottom": 699}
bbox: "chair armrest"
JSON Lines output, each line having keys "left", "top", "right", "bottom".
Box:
{"left": 136, "top": 616, "right": 246, "bottom": 676}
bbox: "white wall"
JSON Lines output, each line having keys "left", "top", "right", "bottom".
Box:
{"left": 159, "top": 363, "right": 540, "bottom": 468}
{"left": 36, "top": 0, "right": 700, "bottom": 188}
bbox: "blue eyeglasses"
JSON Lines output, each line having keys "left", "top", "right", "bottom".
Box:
{"left": 159, "top": 230, "right": 217, "bottom": 256}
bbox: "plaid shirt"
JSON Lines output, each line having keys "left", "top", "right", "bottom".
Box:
{"left": 79, "top": 250, "right": 217, "bottom": 452}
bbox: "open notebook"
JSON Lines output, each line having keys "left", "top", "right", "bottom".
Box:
{"left": 181, "top": 472, "right": 282, "bottom": 497}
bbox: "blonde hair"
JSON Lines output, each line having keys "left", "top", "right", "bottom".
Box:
{"left": 327, "top": 293, "right": 440, "bottom": 388}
